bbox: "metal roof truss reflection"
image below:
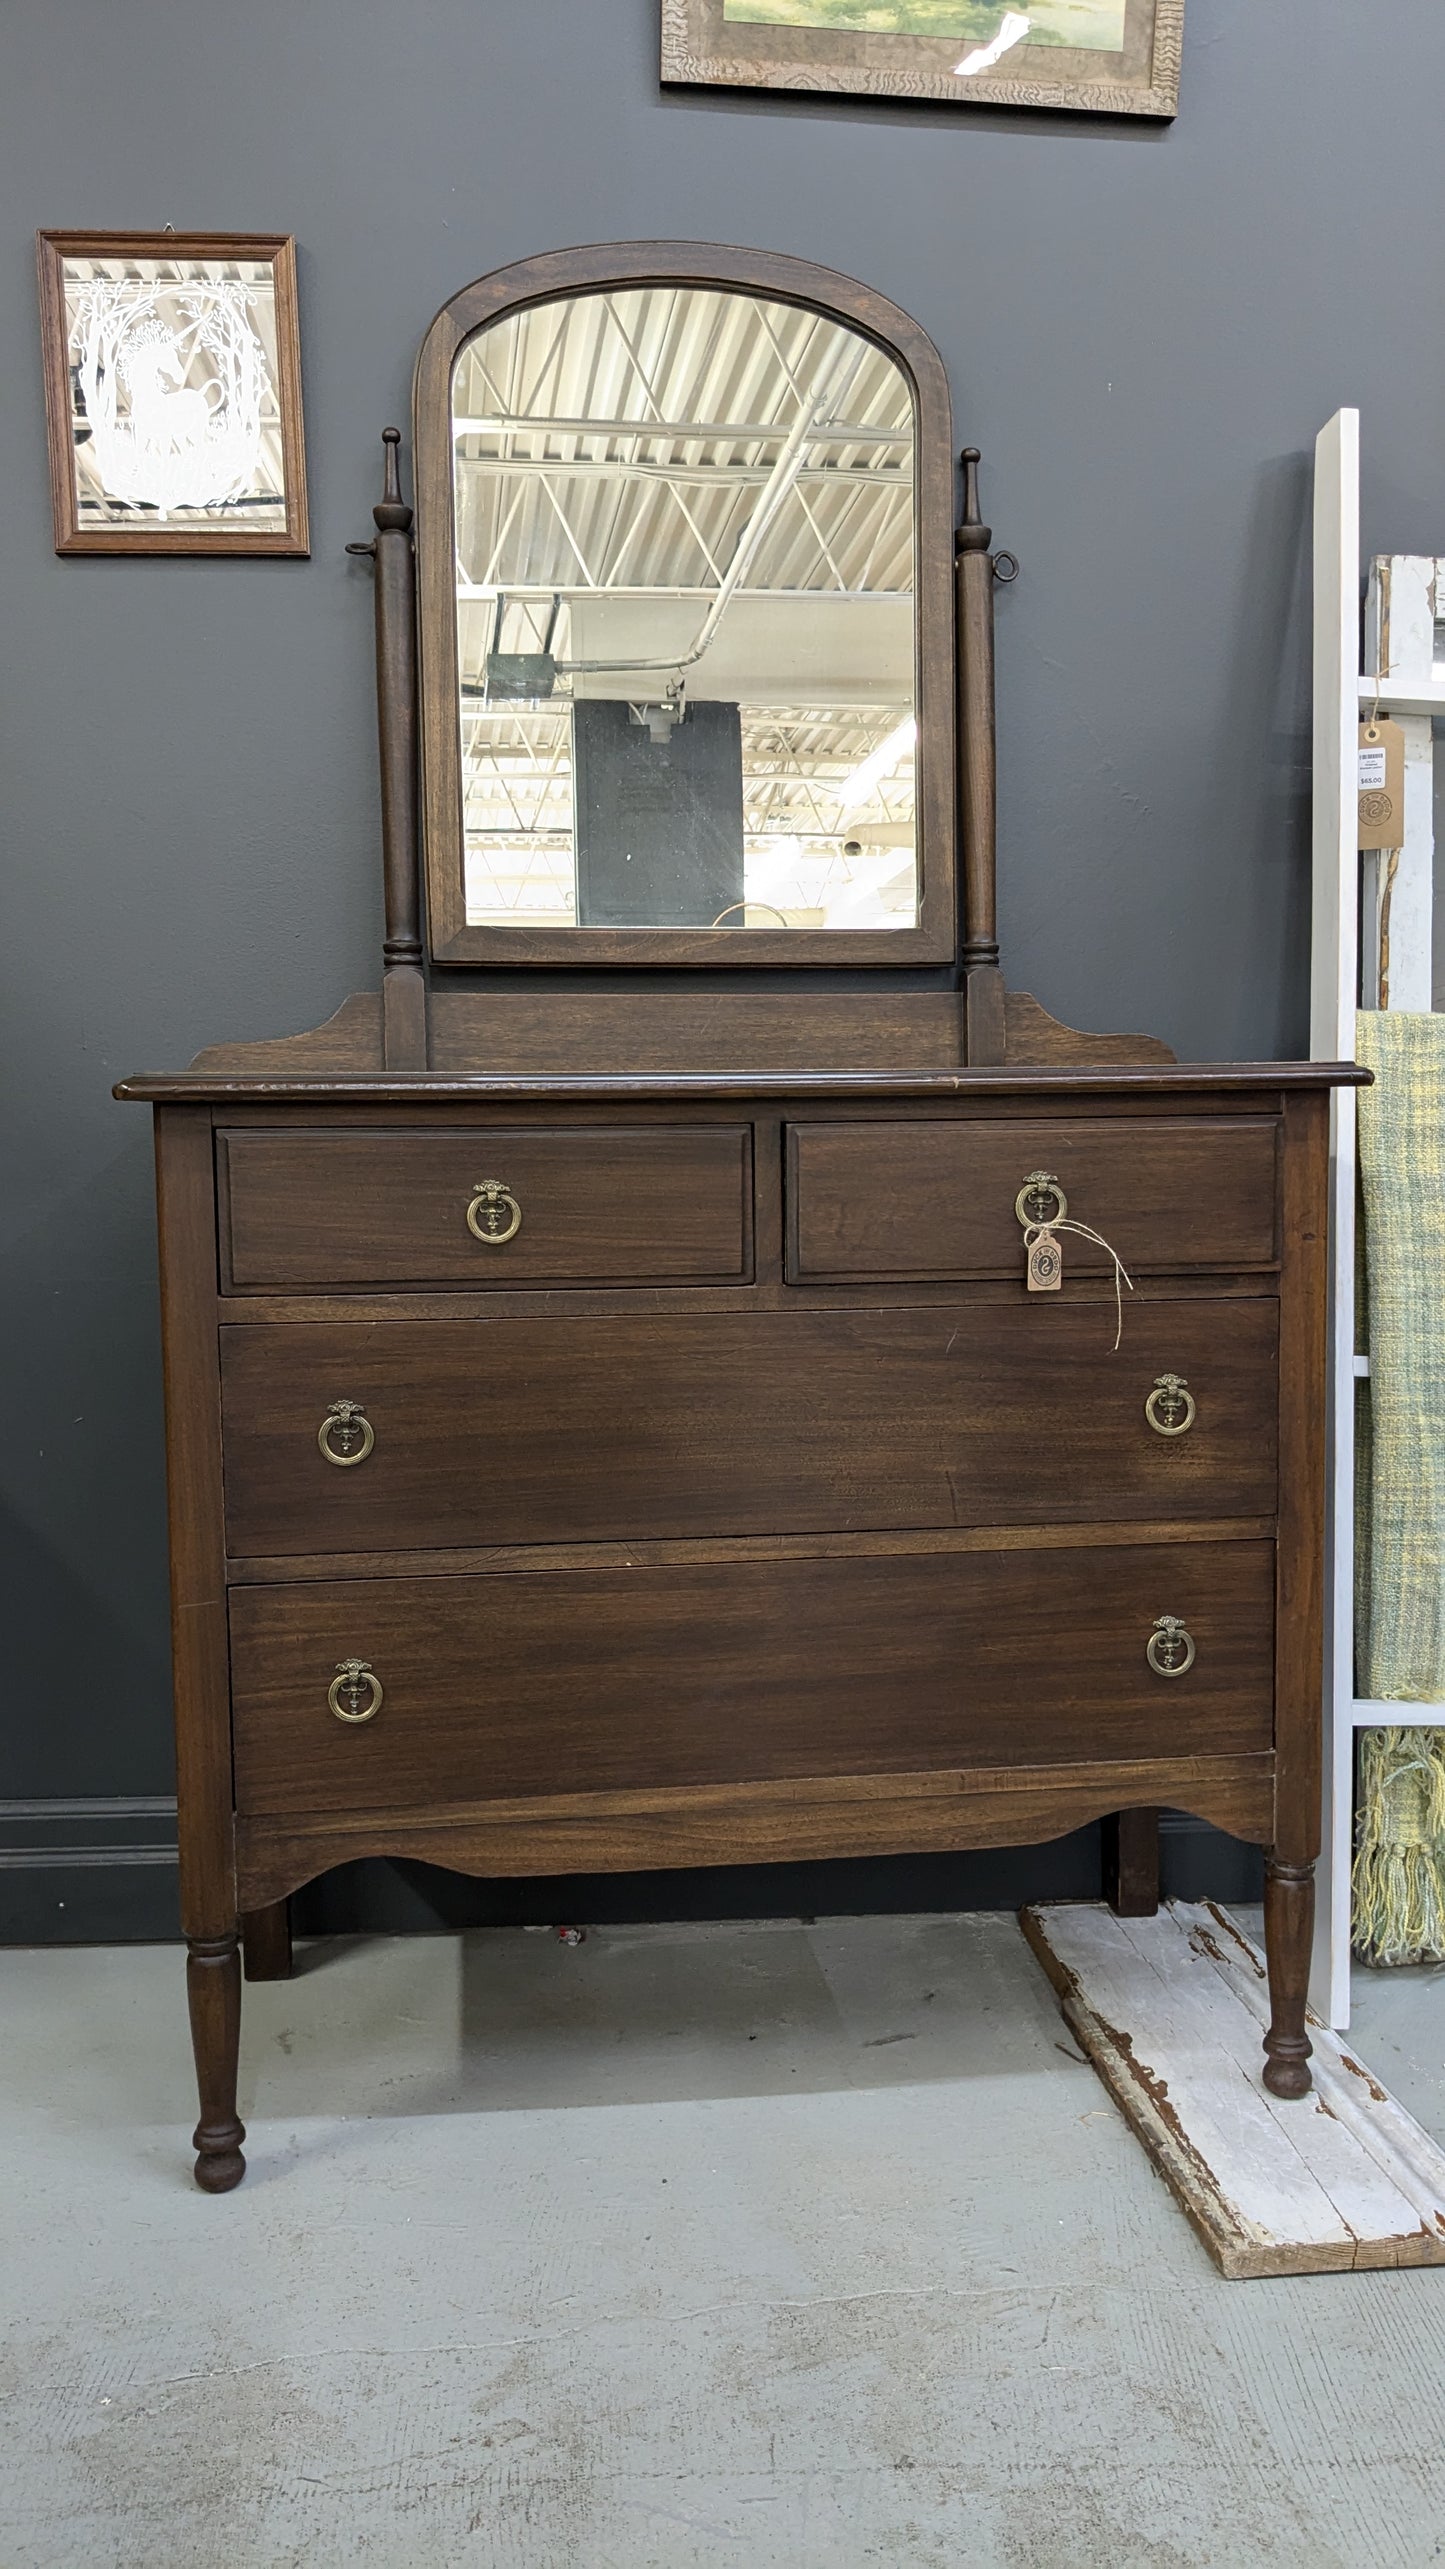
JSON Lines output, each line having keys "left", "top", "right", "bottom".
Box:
{"left": 451, "top": 282, "right": 917, "bottom": 929}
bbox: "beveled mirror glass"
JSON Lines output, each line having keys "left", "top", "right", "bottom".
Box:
{"left": 416, "top": 250, "right": 955, "bottom": 965}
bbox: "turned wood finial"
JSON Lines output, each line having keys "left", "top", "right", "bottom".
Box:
{"left": 374, "top": 425, "right": 413, "bottom": 535}
{"left": 957, "top": 446, "right": 992, "bottom": 554}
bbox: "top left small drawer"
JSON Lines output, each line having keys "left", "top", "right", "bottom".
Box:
{"left": 218, "top": 1125, "right": 753, "bottom": 1290}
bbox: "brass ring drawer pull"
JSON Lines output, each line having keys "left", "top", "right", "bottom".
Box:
{"left": 318, "top": 1399, "right": 374, "bottom": 1466}
{"left": 1015, "top": 1169, "right": 1068, "bottom": 1227}
{"left": 1147, "top": 1616, "right": 1196, "bottom": 1678}
{"left": 328, "top": 1659, "right": 383, "bottom": 1724}
{"left": 467, "top": 1178, "right": 523, "bottom": 1246}
{"left": 1145, "top": 1374, "right": 1196, "bottom": 1437}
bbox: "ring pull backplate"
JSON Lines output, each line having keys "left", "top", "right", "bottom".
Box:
{"left": 318, "top": 1399, "right": 375, "bottom": 1466}
{"left": 328, "top": 1659, "right": 384, "bottom": 1724}
{"left": 1146, "top": 1616, "right": 1196, "bottom": 1678}
{"left": 1145, "top": 1375, "right": 1196, "bottom": 1437}
{"left": 466, "top": 1179, "right": 523, "bottom": 1245}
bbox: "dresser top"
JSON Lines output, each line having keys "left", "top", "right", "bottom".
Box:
{"left": 117, "top": 1063, "right": 1367, "bottom": 1104}
{"left": 115, "top": 987, "right": 1367, "bottom": 1105}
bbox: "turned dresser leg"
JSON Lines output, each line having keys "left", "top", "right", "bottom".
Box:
{"left": 1261, "top": 1857, "right": 1315, "bottom": 2099}
{"left": 186, "top": 1935, "right": 247, "bottom": 2191}
{"left": 242, "top": 1898, "right": 293, "bottom": 1983}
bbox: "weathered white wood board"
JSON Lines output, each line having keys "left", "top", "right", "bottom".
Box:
{"left": 1021, "top": 1898, "right": 1445, "bottom": 2278}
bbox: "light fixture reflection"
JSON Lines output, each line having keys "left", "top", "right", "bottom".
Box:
{"left": 836, "top": 716, "right": 916, "bottom": 815}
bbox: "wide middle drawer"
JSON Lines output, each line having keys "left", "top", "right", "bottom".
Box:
{"left": 220, "top": 1301, "right": 1279, "bottom": 1557}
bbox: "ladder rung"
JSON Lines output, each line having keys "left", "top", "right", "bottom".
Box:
{"left": 1353, "top": 1700, "right": 1445, "bottom": 1726}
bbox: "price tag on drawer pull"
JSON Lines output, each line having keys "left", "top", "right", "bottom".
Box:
{"left": 1014, "top": 1171, "right": 1134, "bottom": 1348}
{"left": 1027, "top": 1228, "right": 1063, "bottom": 1292}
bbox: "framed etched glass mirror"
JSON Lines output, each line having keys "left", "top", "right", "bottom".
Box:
{"left": 415, "top": 245, "right": 956, "bottom": 965}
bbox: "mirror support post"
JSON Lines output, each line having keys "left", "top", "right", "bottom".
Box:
{"left": 352, "top": 428, "right": 428, "bottom": 1070}
{"left": 956, "top": 448, "right": 1006, "bottom": 1066}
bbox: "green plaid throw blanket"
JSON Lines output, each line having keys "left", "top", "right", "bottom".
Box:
{"left": 1353, "top": 1010, "right": 1445, "bottom": 1962}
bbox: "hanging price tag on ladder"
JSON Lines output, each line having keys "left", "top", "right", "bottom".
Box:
{"left": 1359, "top": 717, "right": 1405, "bottom": 849}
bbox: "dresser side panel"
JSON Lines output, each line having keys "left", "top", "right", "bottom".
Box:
{"left": 1274, "top": 1087, "right": 1331, "bottom": 1862}
{"left": 153, "top": 1105, "right": 235, "bottom": 1938}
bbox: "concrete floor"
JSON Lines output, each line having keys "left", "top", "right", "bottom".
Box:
{"left": 3, "top": 1912, "right": 1445, "bottom": 2569}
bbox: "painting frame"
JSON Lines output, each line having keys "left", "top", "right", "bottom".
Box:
{"left": 661, "top": 0, "right": 1184, "bottom": 119}
{"left": 35, "top": 231, "right": 309, "bottom": 557}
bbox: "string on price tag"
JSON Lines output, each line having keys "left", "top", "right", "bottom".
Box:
{"left": 1021, "top": 1215, "right": 1135, "bottom": 1350}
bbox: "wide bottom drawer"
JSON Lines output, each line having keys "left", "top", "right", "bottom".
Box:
{"left": 230, "top": 1542, "right": 1276, "bottom": 1815}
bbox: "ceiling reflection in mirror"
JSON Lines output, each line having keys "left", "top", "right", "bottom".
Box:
{"left": 451, "top": 286, "right": 916, "bottom": 932}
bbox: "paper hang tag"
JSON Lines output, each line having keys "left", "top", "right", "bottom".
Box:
{"left": 1027, "top": 1227, "right": 1063, "bottom": 1292}
{"left": 1359, "top": 717, "right": 1406, "bottom": 850}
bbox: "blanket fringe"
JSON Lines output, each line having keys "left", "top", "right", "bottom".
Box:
{"left": 1353, "top": 1724, "right": 1445, "bottom": 1966}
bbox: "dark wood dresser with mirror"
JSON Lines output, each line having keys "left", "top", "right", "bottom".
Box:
{"left": 117, "top": 243, "right": 1362, "bottom": 2190}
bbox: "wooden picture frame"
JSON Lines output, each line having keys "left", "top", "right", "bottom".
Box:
{"left": 36, "top": 232, "right": 309, "bottom": 557}
{"left": 661, "top": 0, "right": 1184, "bottom": 119}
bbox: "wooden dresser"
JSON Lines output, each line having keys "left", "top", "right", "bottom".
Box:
{"left": 118, "top": 244, "right": 1362, "bottom": 2188}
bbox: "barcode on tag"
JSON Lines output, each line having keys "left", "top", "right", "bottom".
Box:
{"left": 1359, "top": 746, "right": 1388, "bottom": 791}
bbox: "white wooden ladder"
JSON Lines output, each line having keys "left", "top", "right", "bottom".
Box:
{"left": 1312, "top": 408, "right": 1443, "bottom": 2026}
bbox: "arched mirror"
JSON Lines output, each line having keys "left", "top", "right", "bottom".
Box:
{"left": 415, "top": 247, "right": 957, "bottom": 966}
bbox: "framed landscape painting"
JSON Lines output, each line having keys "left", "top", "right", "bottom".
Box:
{"left": 661, "top": 0, "right": 1184, "bottom": 117}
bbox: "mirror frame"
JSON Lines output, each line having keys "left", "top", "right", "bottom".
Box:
{"left": 414, "top": 242, "right": 956, "bottom": 969}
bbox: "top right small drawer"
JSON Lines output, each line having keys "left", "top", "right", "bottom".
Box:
{"left": 785, "top": 1117, "right": 1280, "bottom": 1282}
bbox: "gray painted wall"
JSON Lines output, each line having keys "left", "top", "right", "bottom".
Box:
{"left": 2, "top": 1, "right": 1441, "bottom": 1915}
